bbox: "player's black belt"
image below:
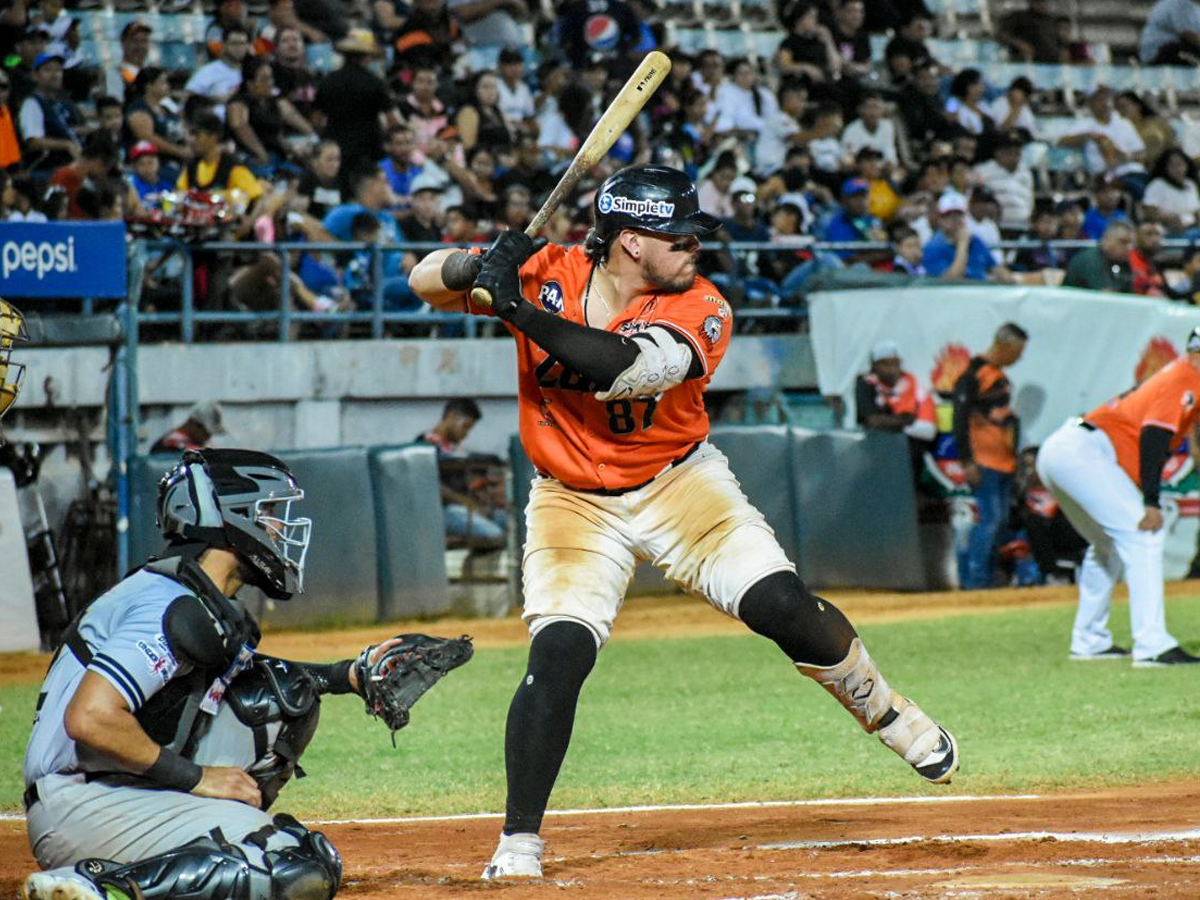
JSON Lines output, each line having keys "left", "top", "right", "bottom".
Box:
{"left": 551, "top": 442, "right": 702, "bottom": 497}
{"left": 1078, "top": 420, "right": 1097, "bottom": 432}
{"left": 22, "top": 783, "right": 38, "bottom": 810}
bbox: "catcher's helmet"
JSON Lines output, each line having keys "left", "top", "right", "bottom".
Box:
{"left": 0, "top": 299, "right": 27, "bottom": 423}
{"left": 592, "top": 164, "right": 721, "bottom": 241}
{"left": 157, "top": 449, "right": 311, "bottom": 600}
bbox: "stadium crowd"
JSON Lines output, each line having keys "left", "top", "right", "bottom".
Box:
{"left": 0, "top": 0, "right": 1199, "bottom": 319}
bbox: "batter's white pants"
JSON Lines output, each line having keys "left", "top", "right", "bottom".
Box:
{"left": 1036, "top": 420, "right": 1178, "bottom": 661}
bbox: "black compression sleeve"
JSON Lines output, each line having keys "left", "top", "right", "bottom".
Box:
{"left": 1139, "top": 425, "right": 1174, "bottom": 508}
{"left": 300, "top": 659, "right": 355, "bottom": 695}
{"left": 509, "top": 300, "right": 642, "bottom": 388}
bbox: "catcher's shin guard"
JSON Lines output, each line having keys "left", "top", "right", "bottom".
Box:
{"left": 796, "top": 638, "right": 959, "bottom": 784}
{"left": 35, "top": 817, "right": 342, "bottom": 900}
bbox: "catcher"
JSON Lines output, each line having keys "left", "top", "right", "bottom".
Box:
{"left": 21, "top": 448, "right": 472, "bottom": 900}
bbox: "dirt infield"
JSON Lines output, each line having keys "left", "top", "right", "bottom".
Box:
{"left": 4, "top": 780, "right": 1200, "bottom": 898}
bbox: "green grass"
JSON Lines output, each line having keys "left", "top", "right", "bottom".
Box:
{"left": 4, "top": 598, "right": 1200, "bottom": 819}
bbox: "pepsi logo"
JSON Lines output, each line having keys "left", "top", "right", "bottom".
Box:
{"left": 539, "top": 281, "right": 565, "bottom": 315}
{"left": 585, "top": 14, "right": 620, "bottom": 51}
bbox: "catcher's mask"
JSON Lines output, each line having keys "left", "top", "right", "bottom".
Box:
{"left": 0, "top": 299, "right": 28, "bottom": 424}
{"left": 157, "top": 448, "right": 312, "bottom": 600}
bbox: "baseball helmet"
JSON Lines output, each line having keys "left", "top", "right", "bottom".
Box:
{"left": 592, "top": 164, "right": 722, "bottom": 240}
{"left": 0, "top": 299, "right": 27, "bottom": 423}
{"left": 157, "top": 449, "right": 311, "bottom": 600}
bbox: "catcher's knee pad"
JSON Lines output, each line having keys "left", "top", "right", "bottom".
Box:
{"left": 258, "top": 814, "right": 343, "bottom": 900}
{"left": 226, "top": 656, "right": 321, "bottom": 809}
{"left": 739, "top": 571, "right": 856, "bottom": 666}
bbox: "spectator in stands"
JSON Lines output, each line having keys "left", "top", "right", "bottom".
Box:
{"left": 95, "top": 95, "right": 122, "bottom": 148}
{"left": 448, "top": 0, "right": 528, "bottom": 49}
{"left": 443, "top": 203, "right": 485, "bottom": 244}
{"left": 205, "top": 0, "right": 250, "bottom": 58}
{"left": 126, "top": 142, "right": 171, "bottom": 205}
{"left": 854, "top": 147, "right": 900, "bottom": 223}
{"left": 952, "top": 322, "right": 1028, "bottom": 590}
{"left": 759, "top": 145, "right": 822, "bottom": 230}
{"left": 4, "top": 175, "right": 49, "bottom": 222}
{"left": 899, "top": 59, "right": 963, "bottom": 147}
{"left": 973, "top": 132, "right": 1033, "bottom": 232}
{"left": 1168, "top": 244, "right": 1200, "bottom": 302}
{"left": 1016, "top": 446, "right": 1086, "bottom": 585}
{"left": 105, "top": 19, "right": 151, "bottom": 102}
{"left": 1055, "top": 197, "right": 1085, "bottom": 242}
{"left": 554, "top": 0, "right": 642, "bottom": 69}
{"left": 455, "top": 70, "right": 514, "bottom": 156}
{"left": 296, "top": 140, "right": 342, "bottom": 219}
{"left": 805, "top": 101, "right": 847, "bottom": 191}
{"left": 150, "top": 402, "right": 227, "bottom": 455}
{"left": 1055, "top": 15, "right": 1094, "bottom": 63}
{"left": 495, "top": 47, "right": 535, "bottom": 131}
{"left": 1058, "top": 86, "right": 1147, "bottom": 199}
{"left": 49, "top": 130, "right": 117, "bottom": 219}
{"left": 823, "top": 177, "right": 888, "bottom": 264}
{"left": 499, "top": 183, "right": 532, "bottom": 232}
{"left": 18, "top": 52, "right": 81, "bottom": 178}
{"left": 400, "top": 184, "right": 445, "bottom": 250}
{"left": 1139, "top": 0, "right": 1200, "bottom": 64}
{"left": 341, "top": 211, "right": 382, "bottom": 307}
{"left": 829, "top": 0, "right": 871, "bottom": 80}
{"left": 966, "top": 187, "right": 1002, "bottom": 248}
{"left": 257, "top": 0, "right": 328, "bottom": 52}
{"left": 124, "top": 67, "right": 190, "bottom": 166}
{"left": 7, "top": 27, "right": 49, "bottom": 108}
{"left": 856, "top": 340, "right": 937, "bottom": 484}
{"left": 923, "top": 194, "right": 1012, "bottom": 282}
{"left": 271, "top": 27, "right": 318, "bottom": 122}
{"left": 461, "top": 144, "right": 501, "bottom": 221}
{"left": 380, "top": 124, "right": 422, "bottom": 205}
{"left": 417, "top": 398, "right": 508, "bottom": 546}
{"left": 532, "top": 61, "right": 578, "bottom": 173}
{"left": 946, "top": 155, "right": 973, "bottom": 198}
{"left": 841, "top": 91, "right": 898, "bottom": 168}
{"left": 985, "top": 77, "right": 1036, "bottom": 142}
{"left": 1063, "top": 220, "right": 1134, "bottom": 292}
{"left": 227, "top": 57, "right": 315, "bottom": 172}
{"left": 315, "top": 29, "right": 399, "bottom": 170}
{"left": 186, "top": 25, "right": 251, "bottom": 112}
{"left": 712, "top": 58, "right": 778, "bottom": 146}
{"left": 0, "top": 70, "right": 20, "bottom": 170}
{"left": 1131, "top": 221, "right": 1168, "bottom": 297}
{"left": 996, "top": 0, "right": 1061, "bottom": 62}
{"left": 400, "top": 65, "right": 451, "bottom": 158}
{"left": 176, "top": 112, "right": 266, "bottom": 236}
{"left": 393, "top": 0, "right": 463, "bottom": 72}
{"left": 1142, "top": 147, "right": 1200, "bottom": 234}
{"left": 884, "top": 11, "right": 933, "bottom": 76}
{"left": 663, "top": 88, "right": 714, "bottom": 181}
{"left": 753, "top": 82, "right": 805, "bottom": 178}
{"left": 496, "top": 131, "right": 556, "bottom": 202}
{"left": 294, "top": 0, "right": 349, "bottom": 43}
{"left": 777, "top": 1, "right": 839, "bottom": 84}
{"left": 697, "top": 153, "right": 740, "bottom": 219}
{"left": 323, "top": 165, "right": 421, "bottom": 311}
{"left": 692, "top": 48, "right": 726, "bottom": 98}
{"left": 1114, "top": 91, "right": 1176, "bottom": 172}
{"left": 945, "top": 68, "right": 994, "bottom": 140}
{"left": 1011, "top": 206, "right": 1069, "bottom": 272}
{"left": 889, "top": 224, "right": 926, "bottom": 275}
{"left": 1081, "top": 175, "right": 1128, "bottom": 239}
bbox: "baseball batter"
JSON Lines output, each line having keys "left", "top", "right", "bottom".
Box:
{"left": 21, "top": 449, "right": 403, "bottom": 900}
{"left": 411, "top": 164, "right": 960, "bottom": 879}
{"left": 1037, "top": 331, "right": 1200, "bottom": 667}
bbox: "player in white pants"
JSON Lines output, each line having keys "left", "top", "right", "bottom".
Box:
{"left": 1037, "top": 333, "right": 1200, "bottom": 667}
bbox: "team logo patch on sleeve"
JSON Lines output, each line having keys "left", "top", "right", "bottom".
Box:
{"left": 137, "top": 635, "right": 178, "bottom": 683}
{"left": 699, "top": 315, "right": 723, "bottom": 350}
{"left": 538, "top": 281, "right": 564, "bottom": 314}
{"left": 1185, "top": 390, "right": 1196, "bottom": 410}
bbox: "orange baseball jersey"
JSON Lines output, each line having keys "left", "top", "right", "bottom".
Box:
{"left": 1085, "top": 357, "right": 1200, "bottom": 485}
{"left": 469, "top": 244, "right": 732, "bottom": 490}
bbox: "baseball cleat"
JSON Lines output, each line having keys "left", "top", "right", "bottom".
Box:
{"left": 21, "top": 866, "right": 132, "bottom": 900}
{"left": 1070, "top": 645, "right": 1130, "bottom": 661}
{"left": 910, "top": 727, "right": 959, "bottom": 784}
{"left": 1132, "top": 646, "right": 1200, "bottom": 667}
{"left": 877, "top": 698, "right": 960, "bottom": 785}
{"left": 482, "top": 832, "right": 544, "bottom": 879}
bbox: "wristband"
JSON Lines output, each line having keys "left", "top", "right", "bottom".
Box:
{"left": 145, "top": 746, "right": 203, "bottom": 792}
{"left": 441, "top": 252, "right": 482, "bottom": 291}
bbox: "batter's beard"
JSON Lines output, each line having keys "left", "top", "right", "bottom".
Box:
{"left": 643, "top": 257, "right": 696, "bottom": 294}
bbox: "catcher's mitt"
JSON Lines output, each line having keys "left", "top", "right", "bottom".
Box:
{"left": 355, "top": 633, "right": 473, "bottom": 742}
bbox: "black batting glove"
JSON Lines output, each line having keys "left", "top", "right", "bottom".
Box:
{"left": 474, "top": 231, "right": 547, "bottom": 320}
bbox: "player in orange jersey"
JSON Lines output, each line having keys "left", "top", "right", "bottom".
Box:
{"left": 412, "top": 164, "right": 959, "bottom": 880}
{"left": 1037, "top": 327, "right": 1200, "bottom": 667}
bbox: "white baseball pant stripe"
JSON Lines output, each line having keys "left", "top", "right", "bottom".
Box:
{"left": 1036, "top": 420, "right": 1178, "bottom": 661}
{"left": 521, "top": 442, "right": 795, "bottom": 646}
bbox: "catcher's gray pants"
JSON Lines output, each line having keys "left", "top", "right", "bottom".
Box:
{"left": 28, "top": 703, "right": 297, "bottom": 869}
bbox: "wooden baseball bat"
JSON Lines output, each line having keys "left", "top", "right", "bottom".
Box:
{"left": 470, "top": 50, "right": 672, "bottom": 308}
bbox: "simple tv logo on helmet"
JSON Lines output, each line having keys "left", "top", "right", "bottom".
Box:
{"left": 597, "top": 192, "right": 676, "bottom": 219}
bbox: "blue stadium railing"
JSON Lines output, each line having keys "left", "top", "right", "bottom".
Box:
{"left": 127, "top": 237, "right": 1184, "bottom": 343}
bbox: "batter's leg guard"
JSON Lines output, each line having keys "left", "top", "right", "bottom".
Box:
{"left": 26, "top": 816, "right": 342, "bottom": 900}
{"left": 796, "top": 638, "right": 959, "bottom": 784}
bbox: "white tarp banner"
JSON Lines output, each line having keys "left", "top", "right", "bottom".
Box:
{"left": 0, "top": 468, "right": 39, "bottom": 651}
{"left": 808, "top": 285, "right": 1200, "bottom": 445}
